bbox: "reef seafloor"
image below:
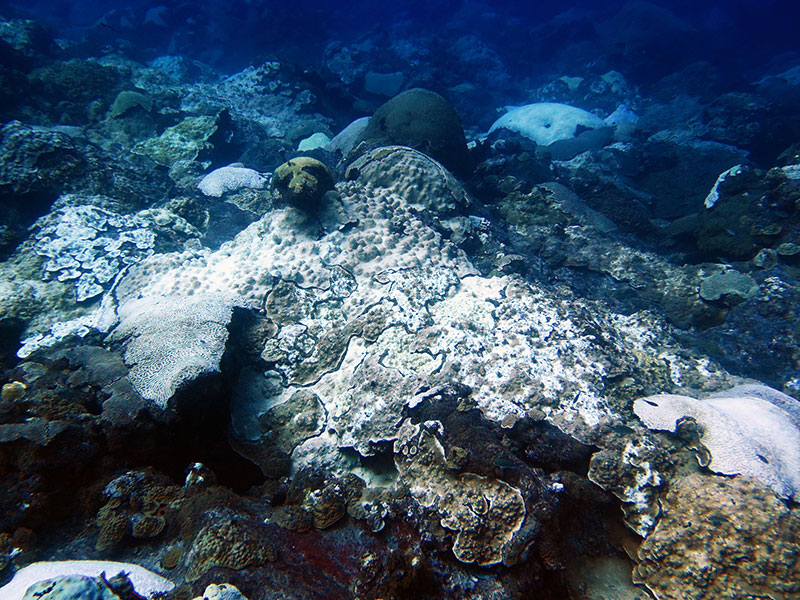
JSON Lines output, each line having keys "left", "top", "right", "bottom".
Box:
{"left": 1, "top": 3, "right": 800, "bottom": 600}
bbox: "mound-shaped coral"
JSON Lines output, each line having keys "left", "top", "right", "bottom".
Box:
{"left": 185, "top": 510, "right": 277, "bottom": 582}
{"left": 271, "top": 157, "right": 334, "bottom": 212}
{"left": 488, "top": 102, "right": 608, "bottom": 156}
{"left": 357, "top": 88, "right": 470, "bottom": 175}
{"left": 489, "top": 102, "right": 603, "bottom": 144}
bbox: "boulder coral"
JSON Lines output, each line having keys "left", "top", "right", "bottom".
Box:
{"left": 185, "top": 510, "right": 278, "bottom": 582}
{"left": 356, "top": 88, "right": 470, "bottom": 175}
{"left": 271, "top": 157, "right": 334, "bottom": 212}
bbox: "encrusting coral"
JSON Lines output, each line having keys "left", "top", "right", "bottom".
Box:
{"left": 394, "top": 419, "right": 526, "bottom": 566}
{"left": 633, "top": 473, "right": 800, "bottom": 600}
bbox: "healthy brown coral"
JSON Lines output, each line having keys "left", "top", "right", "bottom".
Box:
{"left": 634, "top": 473, "right": 800, "bottom": 600}
{"left": 185, "top": 510, "right": 277, "bottom": 582}
{"left": 94, "top": 470, "right": 181, "bottom": 551}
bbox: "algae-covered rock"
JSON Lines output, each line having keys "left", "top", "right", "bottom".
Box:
{"left": 297, "top": 132, "right": 330, "bottom": 152}
{"left": 698, "top": 269, "right": 759, "bottom": 301}
{"left": 110, "top": 90, "right": 153, "bottom": 118}
{"left": 565, "top": 557, "right": 651, "bottom": 600}
{"left": 588, "top": 434, "right": 669, "bottom": 536}
{"left": 132, "top": 115, "right": 218, "bottom": 167}
{"left": 357, "top": 88, "right": 470, "bottom": 175}
{"left": 0, "top": 121, "right": 88, "bottom": 196}
{"left": 272, "top": 157, "right": 334, "bottom": 212}
{"left": 29, "top": 59, "right": 120, "bottom": 109}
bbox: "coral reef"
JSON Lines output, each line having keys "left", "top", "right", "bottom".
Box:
{"left": 2, "top": 5, "right": 800, "bottom": 599}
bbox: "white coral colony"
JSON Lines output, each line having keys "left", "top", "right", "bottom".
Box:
{"left": 634, "top": 384, "right": 800, "bottom": 499}
{"left": 198, "top": 164, "right": 267, "bottom": 197}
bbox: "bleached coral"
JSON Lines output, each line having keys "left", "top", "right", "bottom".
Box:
{"left": 107, "top": 293, "right": 236, "bottom": 406}
{"left": 703, "top": 164, "right": 743, "bottom": 209}
{"left": 634, "top": 385, "right": 800, "bottom": 499}
{"left": 198, "top": 164, "right": 267, "bottom": 197}
{"left": 488, "top": 102, "right": 605, "bottom": 146}
{"left": 30, "top": 204, "right": 156, "bottom": 302}
{"left": 0, "top": 560, "right": 174, "bottom": 600}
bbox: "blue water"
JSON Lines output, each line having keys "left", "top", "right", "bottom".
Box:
{"left": 5, "top": 0, "right": 800, "bottom": 76}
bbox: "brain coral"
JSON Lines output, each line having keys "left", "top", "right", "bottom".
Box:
{"left": 198, "top": 164, "right": 266, "bottom": 197}
{"left": 108, "top": 293, "right": 236, "bottom": 406}
{"left": 634, "top": 473, "right": 800, "bottom": 600}
{"left": 633, "top": 385, "right": 800, "bottom": 499}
